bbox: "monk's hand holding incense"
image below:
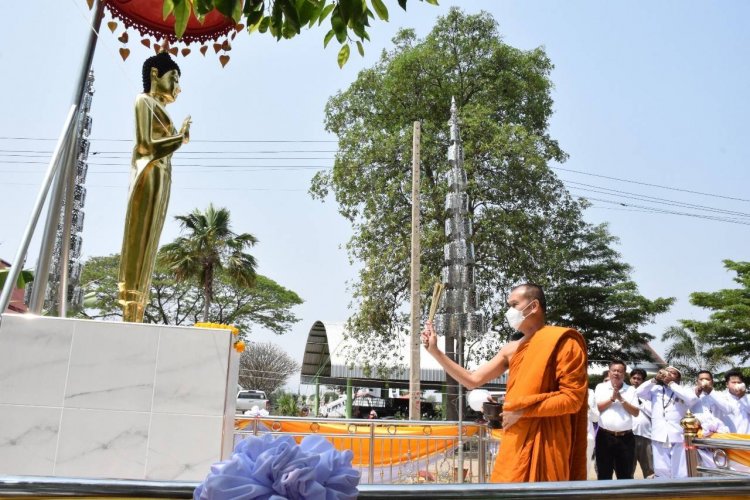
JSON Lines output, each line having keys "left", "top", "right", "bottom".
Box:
{"left": 421, "top": 321, "right": 438, "bottom": 353}
{"left": 421, "top": 282, "right": 444, "bottom": 354}
{"left": 501, "top": 409, "right": 524, "bottom": 429}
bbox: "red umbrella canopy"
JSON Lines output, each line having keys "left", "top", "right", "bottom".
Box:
{"left": 97, "top": 0, "right": 240, "bottom": 65}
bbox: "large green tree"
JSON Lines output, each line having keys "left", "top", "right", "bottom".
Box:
{"left": 79, "top": 254, "right": 302, "bottom": 336}
{"left": 678, "top": 260, "right": 750, "bottom": 362}
{"left": 159, "top": 204, "right": 258, "bottom": 322}
{"left": 311, "top": 8, "right": 671, "bottom": 379}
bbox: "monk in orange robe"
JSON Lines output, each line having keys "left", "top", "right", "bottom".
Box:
{"left": 422, "top": 283, "right": 588, "bottom": 482}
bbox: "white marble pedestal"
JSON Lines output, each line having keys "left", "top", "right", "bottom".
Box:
{"left": 0, "top": 314, "right": 239, "bottom": 481}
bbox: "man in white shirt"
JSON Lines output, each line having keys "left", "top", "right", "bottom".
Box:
{"left": 629, "top": 368, "right": 654, "bottom": 478}
{"left": 635, "top": 366, "right": 699, "bottom": 478}
{"left": 693, "top": 370, "right": 727, "bottom": 421}
{"left": 595, "top": 360, "right": 640, "bottom": 479}
{"left": 716, "top": 369, "right": 750, "bottom": 434}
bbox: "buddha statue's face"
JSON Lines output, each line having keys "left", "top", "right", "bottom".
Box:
{"left": 150, "top": 68, "right": 181, "bottom": 103}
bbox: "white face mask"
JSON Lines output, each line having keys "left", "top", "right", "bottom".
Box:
{"left": 505, "top": 301, "right": 534, "bottom": 331}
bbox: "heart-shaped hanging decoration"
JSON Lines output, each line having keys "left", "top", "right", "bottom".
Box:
{"left": 107, "top": 21, "right": 118, "bottom": 32}
{"left": 219, "top": 55, "right": 230, "bottom": 67}
{"left": 199, "top": 45, "right": 208, "bottom": 56}
{"left": 141, "top": 39, "right": 151, "bottom": 48}
{"left": 118, "top": 32, "right": 129, "bottom": 44}
{"left": 119, "top": 48, "right": 131, "bottom": 61}
{"left": 181, "top": 48, "right": 191, "bottom": 57}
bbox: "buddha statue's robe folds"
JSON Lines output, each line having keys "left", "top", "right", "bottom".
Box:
{"left": 118, "top": 93, "right": 183, "bottom": 322}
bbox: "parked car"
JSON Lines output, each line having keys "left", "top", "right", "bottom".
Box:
{"left": 236, "top": 389, "right": 269, "bottom": 413}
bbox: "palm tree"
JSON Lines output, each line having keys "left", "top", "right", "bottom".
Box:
{"left": 661, "top": 325, "right": 731, "bottom": 379}
{"left": 158, "top": 204, "right": 258, "bottom": 321}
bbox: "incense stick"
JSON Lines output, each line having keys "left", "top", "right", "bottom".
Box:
{"left": 428, "top": 281, "right": 445, "bottom": 323}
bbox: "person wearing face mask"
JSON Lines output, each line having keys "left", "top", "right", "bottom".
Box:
{"left": 716, "top": 370, "right": 750, "bottom": 434}
{"left": 421, "top": 283, "right": 589, "bottom": 482}
{"left": 693, "top": 371, "right": 727, "bottom": 422}
{"left": 594, "top": 360, "right": 640, "bottom": 479}
{"left": 635, "top": 366, "right": 699, "bottom": 478}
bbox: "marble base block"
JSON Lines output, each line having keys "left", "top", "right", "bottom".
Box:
{"left": 0, "top": 314, "right": 239, "bottom": 480}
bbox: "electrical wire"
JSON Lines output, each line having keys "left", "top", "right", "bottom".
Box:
{"left": 564, "top": 180, "right": 750, "bottom": 219}
{"left": 553, "top": 165, "right": 750, "bottom": 203}
{"left": 0, "top": 136, "right": 337, "bottom": 143}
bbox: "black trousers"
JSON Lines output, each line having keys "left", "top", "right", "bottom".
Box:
{"left": 595, "top": 428, "right": 636, "bottom": 479}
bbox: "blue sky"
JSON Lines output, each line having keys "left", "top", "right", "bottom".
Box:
{"left": 1, "top": 1, "right": 749, "bottom": 392}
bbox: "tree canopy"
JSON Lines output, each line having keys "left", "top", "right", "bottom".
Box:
{"left": 677, "top": 259, "right": 750, "bottom": 363}
{"left": 160, "top": 0, "right": 437, "bottom": 67}
{"left": 80, "top": 254, "right": 302, "bottom": 336}
{"left": 311, "top": 8, "right": 672, "bottom": 373}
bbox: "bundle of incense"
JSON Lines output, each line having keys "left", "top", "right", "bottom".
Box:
{"left": 428, "top": 282, "right": 445, "bottom": 323}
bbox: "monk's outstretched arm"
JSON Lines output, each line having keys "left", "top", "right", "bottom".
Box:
{"left": 421, "top": 322, "right": 511, "bottom": 389}
{"left": 521, "top": 337, "right": 588, "bottom": 417}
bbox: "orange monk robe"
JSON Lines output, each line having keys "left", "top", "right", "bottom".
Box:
{"left": 490, "top": 325, "right": 589, "bottom": 483}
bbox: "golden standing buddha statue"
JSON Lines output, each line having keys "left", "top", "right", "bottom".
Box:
{"left": 118, "top": 52, "right": 191, "bottom": 322}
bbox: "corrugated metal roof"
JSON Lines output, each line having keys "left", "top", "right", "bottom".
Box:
{"left": 300, "top": 320, "right": 506, "bottom": 390}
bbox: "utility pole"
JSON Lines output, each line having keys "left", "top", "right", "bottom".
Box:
{"left": 409, "top": 121, "right": 422, "bottom": 420}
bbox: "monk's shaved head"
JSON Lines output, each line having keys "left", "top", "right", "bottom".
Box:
{"left": 511, "top": 283, "right": 547, "bottom": 314}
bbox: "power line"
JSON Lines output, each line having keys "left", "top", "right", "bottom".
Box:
{"left": 0, "top": 163, "right": 330, "bottom": 172}
{"left": 0, "top": 181, "right": 306, "bottom": 191}
{"left": 564, "top": 180, "right": 750, "bottom": 219}
{"left": 0, "top": 150, "right": 338, "bottom": 155}
{"left": 575, "top": 194, "right": 750, "bottom": 226}
{"left": 0, "top": 136, "right": 337, "bottom": 143}
{"left": 553, "top": 165, "right": 750, "bottom": 203}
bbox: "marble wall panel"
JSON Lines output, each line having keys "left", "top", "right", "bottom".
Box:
{"left": 153, "top": 327, "right": 232, "bottom": 416}
{"left": 64, "top": 321, "right": 158, "bottom": 412}
{"left": 0, "top": 405, "right": 61, "bottom": 476}
{"left": 0, "top": 315, "right": 238, "bottom": 480}
{"left": 55, "top": 408, "right": 150, "bottom": 479}
{"left": 0, "top": 314, "right": 74, "bottom": 407}
{"left": 146, "top": 413, "right": 224, "bottom": 481}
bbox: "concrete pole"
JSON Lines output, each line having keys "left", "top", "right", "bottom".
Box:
{"left": 409, "top": 121, "right": 422, "bottom": 420}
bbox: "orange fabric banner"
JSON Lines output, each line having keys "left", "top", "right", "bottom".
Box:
{"left": 236, "top": 419, "right": 477, "bottom": 467}
{"left": 709, "top": 432, "right": 750, "bottom": 467}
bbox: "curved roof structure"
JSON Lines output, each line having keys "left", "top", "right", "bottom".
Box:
{"left": 300, "top": 320, "right": 506, "bottom": 390}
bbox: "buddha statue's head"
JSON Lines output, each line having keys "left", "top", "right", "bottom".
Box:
{"left": 142, "top": 52, "right": 181, "bottom": 103}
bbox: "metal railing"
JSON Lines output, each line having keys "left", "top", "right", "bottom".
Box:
{"left": 682, "top": 410, "right": 750, "bottom": 478}
{"left": 1, "top": 414, "right": 750, "bottom": 498}
{"left": 2, "top": 475, "right": 750, "bottom": 499}
{"left": 234, "top": 416, "right": 498, "bottom": 484}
